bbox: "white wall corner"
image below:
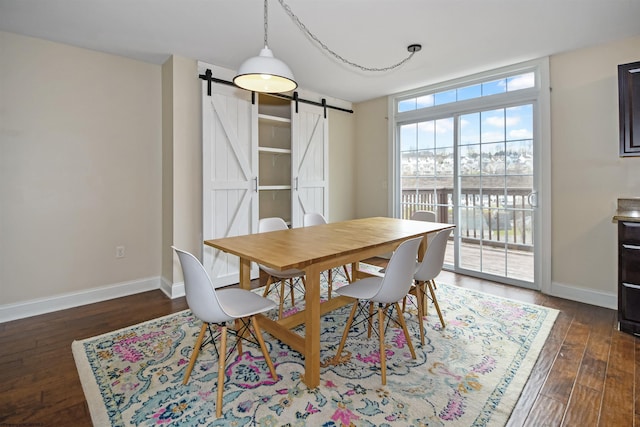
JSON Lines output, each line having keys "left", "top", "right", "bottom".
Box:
{"left": 0, "top": 277, "right": 162, "bottom": 323}
{"left": 550, "top": 281, "right": 617, "bottom": 310}
{"left": 160, "top": 276, "right": 185, "bottom": 299}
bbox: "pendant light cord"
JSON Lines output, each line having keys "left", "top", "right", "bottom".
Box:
{"left": 276, "top": 0, "right": 419, "bottom": 72}
{"left": 263, "top": 0, "right": 269, "bottom": 47}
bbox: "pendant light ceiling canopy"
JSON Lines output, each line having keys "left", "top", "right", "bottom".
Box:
{"left": 233, "top": 0, "right": 297, "bottom": 93}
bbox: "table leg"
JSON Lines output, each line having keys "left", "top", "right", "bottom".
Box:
{"left": 303, "top": 264, "right": 321, "bottom": 388}
{"left": 239, "top": 257, "right": 251, "bottom": 290}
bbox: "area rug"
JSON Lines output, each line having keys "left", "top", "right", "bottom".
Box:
{"left": 72, "top": 268, "right": 557, "bottom": 426}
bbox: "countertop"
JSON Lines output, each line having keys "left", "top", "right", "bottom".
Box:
{"left": 614, "top": 198, "right": 640, "bottom": 222}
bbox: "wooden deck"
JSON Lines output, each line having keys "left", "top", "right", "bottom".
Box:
{"left": 445, "top": 240, "right": 535, "bottom": 283}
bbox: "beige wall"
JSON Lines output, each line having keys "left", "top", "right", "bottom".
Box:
{"left": 550, "top": 35, "right": 640, "bottom": 295}
{"left": 0, "top": 32, "right": 355, "bottom": 313}
{"left": 6, "top": 27, "right": 635, "bottom": 312}
{"left": 328, "top": 108, "right": 356, "bottom": 222}
{"left": 354, "top": 35, "right": 640, "bottom": 302}
{"left": 161, "top": 56, "right": 202, "bottom": 287}
{"left": 353, "top": 97, "right": 390, "bottom": 218}
{"left": 0, "top": 31, "right": 162, "bottom": 304}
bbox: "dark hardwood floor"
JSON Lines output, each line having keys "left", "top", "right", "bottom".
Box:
{"left": 0, "top": 259, "right": 636, "bottom": 426}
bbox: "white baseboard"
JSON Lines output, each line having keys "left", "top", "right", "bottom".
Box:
{"left": 0, "top": 276, "right": 617, "bottom": 324}
{"left": 160, "top": 276, "right": 185, "bottom": 299}
{"left": 0, "top": 277, "right": 161, "bottom": 323}
{"left": 549, "top": 281, "right": 617, "bottom": 310}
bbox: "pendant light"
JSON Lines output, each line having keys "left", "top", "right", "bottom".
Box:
{"left": 233, "top": 0, "right": 297, "bottom": 93}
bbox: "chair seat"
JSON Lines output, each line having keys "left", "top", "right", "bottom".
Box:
{"left": 217, "top": 288, "right": 277, "bottom": 317}
{"left": 260, "top": 265, "right": 305, "bottom": 279}
{"left": 335, "top": 277, "right": 382, "bottom": 300}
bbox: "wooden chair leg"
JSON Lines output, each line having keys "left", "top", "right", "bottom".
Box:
{"left": 415, "top": 283, "right": 426, "bottom": 345}
{"left": 183, "top": 322, "right": 207, "bottom": 385}
{"left": 278, "top": 280, "right": 285, "bottom": 319}
{"left": 378, "top": 305, "right": 387, "bottom": 385}
{"left": 428, "top": 280, "right": 446, "bottom": 328}
{"left": 289, "top": 278, "right": 295, "bottom": 307}
{"left": 250, "top": 316, "right": 277, "bottom": 380}
{"left": 216, "top": 325, "right": 227, "bottom": 418}
{"left": 394, "top": 302, "right": 416, "bottom": 359}
{"left": 235, "top": 319, "right": 243, "bottom": 356}
{"left": 328, "top": 269, "right": 333, "bottom": 299}
{"left": 367, "top": 302, "right": 374, "bottom": 338}
{"left": 342, "top": 265, "right": 351, "bottom": 283}
{"left": 262, "top": 275, "right": 275, "bottom": 298}
{"left": 335, "top": 301, "right": 358, "bottom": 358}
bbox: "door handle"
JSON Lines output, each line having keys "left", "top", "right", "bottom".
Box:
{"left": 527, "top": 191, "right": 538, "bottom": 208}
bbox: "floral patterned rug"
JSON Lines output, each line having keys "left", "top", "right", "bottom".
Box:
{"left": 72, "top": 267, "right": 557, "bottom": 426}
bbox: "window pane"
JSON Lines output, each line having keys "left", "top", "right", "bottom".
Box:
{"left": 435, "top": 118, "right": 454, "bottom": 148}
{"left": 417, "top": 94, "right": 434, "bottom": 109}
{"left": 482, "top": 142, "right": 506, "bottom": 175}
{"left": 401, "top": 151, "right": 417, "bottom": 177}
{"left": 417, "top": 121, "right": 435, "bottom": 150}
{"left": 400, "top": 123, "right": 418, "bottom": 151}
{"left": 417, "top": 149, "right": 435, "bottom": 176}
{"left": 434, "top": 89, "right": 456, "bottom": 105}
{"left": 459, "top": 144, "right": 481, "bottom": 176}
{"left": 435, "top": 146, "right": 454, "bottom": 176}
{"left": 398, "top": 98, "right": 416, "bottom": 113}
{"left": 481, "top": 109, "right": 505, "bottom": 143}
{"left": 457, "top": 84, "right": 482, "bottom": 101}
{"left": 506, "top": 140, "right": 533, "bottom": 175}
{"left": 460, "top": 112, "right": 480, "bottom": 145}
{"left": 482, "top": 79, "right": 506, "bottom": 96}
{"left": 506, "top": 105, "right": 533, "bottom": 142}
{"left": 507, "top": 72, "right": 535, "bottom": 91}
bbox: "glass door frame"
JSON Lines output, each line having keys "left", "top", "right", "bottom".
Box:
{"left": 388, "top": 58, "right": 551, "bottom": 293}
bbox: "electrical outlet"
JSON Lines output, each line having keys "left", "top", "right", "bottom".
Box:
{"left": 116, "top": 246, "right": 125, "bottom": 258}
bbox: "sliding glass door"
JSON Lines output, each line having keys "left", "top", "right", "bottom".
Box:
{"left": 457, "top": 105, "right": 534, "bottom": 283}
{"left": 393, "top": 60, "right": 549, "bottom": 289}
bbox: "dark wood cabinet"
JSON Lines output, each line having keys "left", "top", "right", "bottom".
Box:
{"left": 618, "top": 220, "right": 640, "bottom": 334}
{"left": 618, "top": 61, "right": 640, "bottom": 157}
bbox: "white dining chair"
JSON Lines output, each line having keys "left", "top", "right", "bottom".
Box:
{"left": 411, "top": 210, "right": 436, "bottom": 222}
{"left": 172, "top": 246, "right": 278, "bottom": 418}
{"left": 333, "top": 236, "right": 422, "bottom": 385}
{"left": 302, "top": 212, "right": 351, "bottom": 298}
{"left": 258, "top": 217, "right": 307, "bottom": 319}
{"left": 411, "top": 228, "right": 451, "bottom": 344}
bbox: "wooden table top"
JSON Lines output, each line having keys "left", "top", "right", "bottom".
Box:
{"left": 204, "top": 216, "right": 454, "bottom": 271}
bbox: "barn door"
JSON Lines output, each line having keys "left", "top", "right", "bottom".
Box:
{"left": 202, "top": 81, "right": 258, "bottom": 286}
{"left": 291, "top": 102, "right": 328, "bottom": 227}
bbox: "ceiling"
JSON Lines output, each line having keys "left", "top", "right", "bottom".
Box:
{"left": 2, "top": 0, "right": 640, "bottom": 103}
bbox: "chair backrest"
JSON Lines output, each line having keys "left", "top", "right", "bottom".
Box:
{"left": 172, "top": 246, "right": 232, "bottom": 324}
{"left": 411, "top": 210, "right": 436, "bottom": 222}
{"left": 258, "top": 217, "right": 288, "bottom": 233}
{"left": 373, "top": 236, "right": 422, "bottom": 304}
{"left": 414, "top": 228, "right": 452, "bottom": 282}
{"left": 303, "top": 212, "right": 327, "bottom": 227}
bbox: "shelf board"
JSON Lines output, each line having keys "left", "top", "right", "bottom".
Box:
{"left": 259, "top": 185, "right": 291, "bottom": 191}
{"left": 258, "top": 113, "right": 291, "bottom": 124}
{"left": 259, "top": 147, "right": 291, "bottom": 154}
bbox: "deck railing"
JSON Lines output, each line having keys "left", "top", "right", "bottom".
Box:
{"left": 401, "top": 188, "right": 533, "bottom": 251}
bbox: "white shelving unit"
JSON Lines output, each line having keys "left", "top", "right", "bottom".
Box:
{"left": 258, "top": 96, "right": 293, "bottom": 224}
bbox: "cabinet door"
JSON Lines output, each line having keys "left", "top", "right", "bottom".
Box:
{"left": 291, "top": 102, "right": 328, "bottom": 227}
{"left": 202, "top": 82, "right": 259, "bottom": 286}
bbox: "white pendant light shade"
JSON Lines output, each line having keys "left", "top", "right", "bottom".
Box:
{"left": 234, "top": 47, "right": 297, "bottom": 93}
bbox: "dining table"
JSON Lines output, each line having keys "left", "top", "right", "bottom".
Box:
{"left": 204, "top": 216, "right": 454, "bottom": 388}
